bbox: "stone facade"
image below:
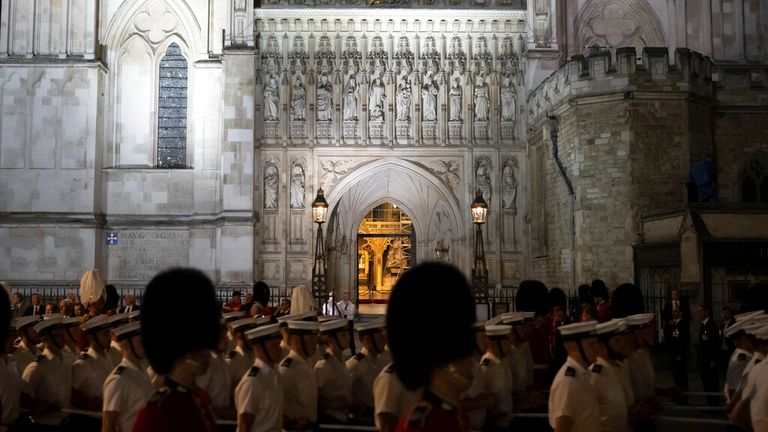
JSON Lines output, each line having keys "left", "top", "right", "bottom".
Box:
{"left": 0, "top": 0, "right": 767, "bottom": 303}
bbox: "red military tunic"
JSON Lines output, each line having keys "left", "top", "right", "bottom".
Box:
{"left": 395, "top": 390, "right": 470, "bottom": 432}
{"left": 133, "top": 378, "right": 217, "bottom": 432}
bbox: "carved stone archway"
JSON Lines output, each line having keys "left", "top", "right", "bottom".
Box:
{"left": 322, "top": 157, "right": 466, "bottom": 302}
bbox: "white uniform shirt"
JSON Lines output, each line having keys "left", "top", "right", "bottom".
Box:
{"left": 627, "top": 349, "right": 655, "bottom": 401}
{"left": 548, "top": 357, "right": 600, "bottom": 432}
{"left": 462, "top": 360, "right": 488, "bottom": 430}
{"left": 235, "top": 357, "right": 283, "bottom": 432}
{"left": 280, "top": 350, "right": 318, "bottom": 424}
{"left": 102, "top": 357, "right": 154, "bottom": 432}
{"left": 0, "top": 355, "right": 21, "bottom": 431}
{"left": 196, "top": 351, "right": 231, "bottom": 408}
{"left": 741, "top": 358, "right": 768, "bottom": 432}
{"left": 226, "top": 345, "right": 253, "bottom": 391}
{"left": 589, "top": 357, "right": 630, "bottom": 432}
{"left": 12, "top": 342, "right": 37, "bottom": 376}
{"left": 481, "top": 351, "right": 515, "bottom": 427}
{"left": 736, "top": 351, "right": 764, "bottom": 394}
{"left": 314, "top": 350, "right": 352, "bottom": 422}
{"left": 336, "top": 301, "right": 355, "bottom": 320}
{"left": 725, "top": 348, "right": 752, "bottom": 402}
{"left": 373, "top": 362, "right": 420, "bottom": 431}
{"left": 72, "top": 347, "right": 114, "bottom": 398}
{"left": 22, "top": 348, "right": 72, "bottom": 408}
{"left": 346, "top": 348, "right": 380, "bottom": 411}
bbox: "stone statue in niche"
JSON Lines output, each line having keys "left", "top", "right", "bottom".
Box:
{"left": 472, "top": 37, "right": 492, "bottom": 73}
{"left": 421, "top": 73, "right": 438, "bottom": 122}
{"left": 500, "top": 79, "right": 515, "bottom": 122}
{"left": 290, "top": 163, "right": 305, "bottom": 209}
{"left": 474, "top": 75, "right": 489, "bottom": 122}
{"left": 343, "top": 76, "right": 359, "bottom": 121}
{"left": 421, "top": 37, "right": 440, "bottom": 73}
{"left": 289, "top": 36, "right": 309, "bottom": 73}
{"left": 315, "top": 36, "right": 336, "bottom": 73}
{"left": 291, "top": 77, "right": 306, "bottom": 121}
{"left": 396, "top": 76, "right": 412, "bottom": 122}
{"left": 369, "top": 76, "right": 386, "bottom": 121}
{"left": 317, "top": 73, "right": 333, "bottom": 122}
{"left": 262, "top": 36, "right": 282, "bottom": 73}
{"left": 264, "top": 163, "right": 279, "bottom": 210}
{"left": 263, "top": 73, "right": 280, "bottom": 121}
{"left": 368, "top": 36, "right": 388, "bottom": 72}
{"left": 447, "top": 36, "right": 466, "bottom": 74}
{"left": 394, "top": 36, "right": 414, "bottom": 74}
{"left": 475, "top": 161, "right": 491, "bottom": 204}
{"left": 535, "top": 0, "right": 550, "bottom": 47}
{"left": 342, "top": 37, "right": 362, "bottom": 73}
{"left": 502, "top": 164, "right": 518, "bottom": 212}
{"left": 449, "top": 77, "right": 462, "bottom": 121}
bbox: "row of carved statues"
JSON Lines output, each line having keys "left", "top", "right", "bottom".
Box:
{"left": 263, "top": 70, "right": 517, "bottom": 123}
{"left": 259, "top": 33, "right": 522, "bottom": 77}
{"left": 262, "top": 158, "right": 519, "bottom": 211}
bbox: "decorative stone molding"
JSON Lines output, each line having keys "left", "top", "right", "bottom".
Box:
{"left": 574, "top": 0, "right": 666, "bottom": 56}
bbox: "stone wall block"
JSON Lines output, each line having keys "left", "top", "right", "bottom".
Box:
{"left": 643, "top": 47, "right": 670, "bottom": 80}
{"left": 616, "top": 47, "right": 637, "bottom": 75}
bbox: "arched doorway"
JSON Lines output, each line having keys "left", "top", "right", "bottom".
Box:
{"left": 357, "top": 203, "right": 416, "bottom": 314}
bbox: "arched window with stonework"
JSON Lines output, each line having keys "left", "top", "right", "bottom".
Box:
{"left": 157, "top": 43, "right": 188, "bottom": 168}
{"left": 740, "top": 152, "right": 768, "bottom": 203}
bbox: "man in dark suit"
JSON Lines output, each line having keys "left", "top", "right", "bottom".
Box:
{"left": 118, "top": 293, "right": 140, "bottom": 314}
{"left": 697, "top": 305, "right": 721, "bottom": 406}
{"left": 667, "top": 307, "right": 690, "bottom": 404}
{"left": 662, "top": 288, "right": 691, "bottom": 325}
{"left": 24, "top": 292, "right": 44, "bottom": 316}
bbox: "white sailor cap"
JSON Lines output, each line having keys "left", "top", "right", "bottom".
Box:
{"left": 725, "top": 319, "right": 753, "bottom": 338}
{"left": 486, "top": 316, "right": 502, "bottom": 326}
{"left": 276, "top": 312, "right": 317, "bottom": 325}
{"left": 81, "top": 315, "right": 112, "bottom": 333}
{"left": 627, "top": 313, "right": 656, "bottom": 327}
{"left": 62, "top": 317, "right": 83, "bottom": 328}
{"left": 319, "top": 318, "right": 348, "bottom": 334}
{"left": 286, "top": 320, "right": 320, "bottom": 333}
{"left": 558, "top": 321, "right": 598, "bottom": 340}
{"left": 34, "top": 316, "right": 64, "bottom": 335}
{"left": 595, "top": 319, "right": 622, "bottom": 336}
{"left": 742, "top": 316, "right": 768, "bottom": 335}
{"left": 355, "top": 320, "right": 386, "bottom": 334}
{"left": 613, "top": 318, "right": 629, "bottom": 333}
{"left": 112, "top": 321, "right": 141, "bottom": 341}
{"left": 473, "top": 321, "right": 487, "bottom": 331}
{"left": 223, "top": 311, "right": 245, "bottom": 323}
{"left": 107, "top": 313, "right": 130, "bottom": 327}
{"left": 245, "top": 323, "right": 281, "bottom": 342}
{"left": 520, "top": 311, "right": 536, "bottom": 320}
{"left": 735, "top": 310, "right": 765, "bottom": 322}
{"left": 754, "top": 325, "right": 768, "bottom": 341}
{"left": 253, "top": 316, "right": 273, "bottom": 327}
{"left": 500, "top": 313, "right": 525, "bottom": 325}
{"left": 485, "top": 325, "right": 512, "bottom": 337}
{"left": 318, "top": 315, "right": 337, "bottom": 323}
{"left": 12, "top": 315, "right": 42, "bottom": 331}
{"left": 128, "top": 310, "right": 140, "bottom": 321}
{"left": 230, "top": 318, "right": 260, "bottom": 334}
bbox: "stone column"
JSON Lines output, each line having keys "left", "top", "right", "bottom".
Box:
{"left": 220, "top": 48, "right": 257, "bottom": 282}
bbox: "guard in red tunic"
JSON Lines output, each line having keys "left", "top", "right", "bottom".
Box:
{"left": 386, "top": 262, "right": 477, "bottom": 432}
{"left": 133, "top": 268, "right": 221, "bottom": 432}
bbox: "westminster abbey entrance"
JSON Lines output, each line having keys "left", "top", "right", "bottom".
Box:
{"left": 356, "top": 203, "right": 416, "bottom": 315}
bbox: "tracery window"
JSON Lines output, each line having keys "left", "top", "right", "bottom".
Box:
{"left": 741, "top": 152, "right": 768, "bottom": 203}
{"left": 156, "top": 43, "right": 188, "bottom": 168}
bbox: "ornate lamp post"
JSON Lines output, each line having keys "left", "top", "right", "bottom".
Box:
{"left": 471, "top": 189, "right": 489, "bottom": 303}
{"left": 311, "top": 188, "right": 329, "bottom": 310}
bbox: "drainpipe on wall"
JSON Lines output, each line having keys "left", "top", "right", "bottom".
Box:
{"left": 547, "top": 115, "right": 577, "bottom": 289}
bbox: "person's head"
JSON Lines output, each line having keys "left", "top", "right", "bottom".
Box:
{"left": 722, "top": 306, "right": 733, "bottom": 321}
{"left": 578, "top": 284, "right": 594, "bottom": 306}
{"left": 124, "top": 294, "right": 135, "bottom": 306}
{"left": 73, "top": 303, "right": 85, "bottom": 317}
{"left": 279, "top": 298, "right": 291, "bottom": 311}
{"left": 549, "top": 287, "right": 566, "bottom": 310}
{"left": 249, "top": 303, "right": 263, "bottom": 317}
{"left": 11, "top": 292, "right": 23, "bottom": 307}
{"left": 611, "top": 283, "right": 644, "bottom": 318}
{"left": 30, "top": 293, "right": 41, "bottom": 306}
{"left": 34, "top": 318, "right": 66, "bottom": 354}
{"left": 114, "top": 322, "right": 146, "bottom": 363}
{"left": 559, "top": 321, "right": 599, "bottom": 367}
{"left": 141, "top": 268, "right": 220, "bottom": 376}
{"left": 59, "top": 298, "right": 73, "bottom": 316}
{"left": 591, "top": 279, "right": 609, "bottom": 303}
{"left": 79, "top": 269, "right": 106, "bottom": 313}
{"left": 230, "top": 318, "right": 260, "bottom": 350}
{"left": 516, "top": 280, "right": 551, "bottom": 318}
{"left": 595, "top": 319, "right": 632, "bottom": 361}
{"left": 244, "top": 293, "right": 253, "bottom": 305}
{"left": 319, "top": 319, "right": 350, "bottom": 353}
{"left": 253, "top": 281, "right": 270, "bottom": 306}
{"left": 342, "top": 292, "right": 350, "bottom": 302}
{"left": 701, "top": 305, "right": 712, "bottom": 321}
{"left": 285, "top": 320, "right": 319, "bottom": 359}
{"left": 357, "top": 324, "right": 386, "bottom": 356}
{"left": 671, "top": 289, "right": 679, "bottom": 301}
{"left": 387, "top": 261, "right": 476, "bottom": 393}
{"left": 81, "top": 315, "right": 112, "bottom": 352}
{"left": 628, "top": 313, "right": 657, "bottom": 349}
{"left": 486, "top": 325, "right": 512, "bottom": 358}
{"left": 245, "top": 324, "right": 283, "bottom": 365}
{"left": 104, "top": 284, "right": 119, "bottom": 313}
{"left": 44, "top": 303, "right": 57, "bottom": 315}
{"left": 231, "top": 291, "right": 242, "bottom": 304}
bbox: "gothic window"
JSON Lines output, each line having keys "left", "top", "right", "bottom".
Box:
{"left": 740, "top": 152, "right": 768, "bottom": 203}
{"left": 157, "top": 43, "right": 188, "bottom": 168}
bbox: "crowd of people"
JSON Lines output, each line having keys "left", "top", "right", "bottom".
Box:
{"left": 1, "top": 267, "right": 768, "bottom": 432}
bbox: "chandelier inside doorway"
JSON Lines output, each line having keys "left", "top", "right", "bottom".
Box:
{"left": 357, "top": 203, "right": 414, "bottom": 311}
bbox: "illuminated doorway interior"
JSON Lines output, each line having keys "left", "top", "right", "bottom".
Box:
{"left": 357, "top": 203, "right": 415, "bottom": 315}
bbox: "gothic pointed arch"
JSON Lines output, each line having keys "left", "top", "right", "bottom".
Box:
{"left": 574, "top": 0, "right": 666, "bottom": 55}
